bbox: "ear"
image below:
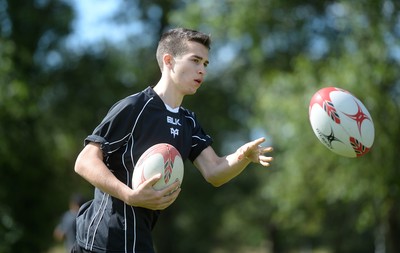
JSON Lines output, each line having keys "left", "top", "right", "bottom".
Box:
{"left": 163, "top": 54, "right": 174, "bottom": 69}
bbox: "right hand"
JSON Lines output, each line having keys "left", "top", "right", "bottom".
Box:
{"left": 127, "top": 173, "right": 181, "bottom": 210}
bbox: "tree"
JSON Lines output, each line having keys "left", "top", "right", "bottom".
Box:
{"left": 1, "top": 0, "right": 399, "bottom": 252}
{"left": 164, "top": 0, "right": 400, "bottom": 252}
{"left": 0, "top": 1, "right": 77, "bottom": 251}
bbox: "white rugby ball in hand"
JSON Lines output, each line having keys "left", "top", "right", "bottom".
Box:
{"left": 132, "top": 143, "right": 184, "bottom": 190}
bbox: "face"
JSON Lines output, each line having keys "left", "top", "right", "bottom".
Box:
{"left": 167, "top": 41, "right": 209, "bottom": 95}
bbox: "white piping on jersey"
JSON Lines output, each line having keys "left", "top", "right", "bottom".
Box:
{"left": 90, "top": 194, "right": 109, "bottom": 251}
{"left": 86, "top": 192, "right": 109, "bottom": 251}
{"left": 121, "top": 142, "right": 130, "bottom": 253}
{"left": 193, "top": 135, "right": 208, "bottom": 142}
{"left": 118, "top": 96, "right": 153, "bottom": 253}
{"left": 186, "top": 114, "right": 210, "bottom": 148}
{"left": 108, "top": 133, "right": 132, "bottom": 153}
{"left": 103, "top": 96, "right": 143, "bottom": 153}
{"left": 121, "top": 137, "right": 133, "bottom": 253}
{"left": 82, "top": 94, "right": 154, "bottom": 253}
{"left": 124, "top": 202, "right": 128, "bottom": 253}
{"left": 130, "top": 205, "right": 137, "bottom": 253}
{"left": 185, "top": 115, "right": 196, "bottom": 128}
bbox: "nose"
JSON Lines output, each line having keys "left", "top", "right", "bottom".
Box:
{"left": 198, "top": 66, "right": 206, "bottom": 75}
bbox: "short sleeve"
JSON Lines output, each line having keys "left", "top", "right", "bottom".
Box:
{"left": 185, "top": 111, "right": 213, "bottom": 162}
{"left": 85, "top": 95, "right": 140, "bottom": 156}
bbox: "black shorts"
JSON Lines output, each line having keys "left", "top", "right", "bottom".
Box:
{"left": 70, "top": 242, "right": 92, "bottom": 253}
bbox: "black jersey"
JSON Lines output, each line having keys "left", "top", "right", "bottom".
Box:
{"left": 75, "top": 87, "right": 213, "bottom": 253}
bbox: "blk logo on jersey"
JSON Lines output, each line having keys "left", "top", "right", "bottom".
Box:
{"left": 167, "top": 116, "right": 181, "bottom": 138}
{"left": 167, "top": 116, "right": 181, "bottom": 126}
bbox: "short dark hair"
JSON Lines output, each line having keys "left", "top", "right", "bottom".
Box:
{"left": 156, "top": 28, "right": 211, "bottom": 70}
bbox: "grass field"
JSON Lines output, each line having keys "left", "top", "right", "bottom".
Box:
{"left": 47, "top": 244, "right": 67, "bottom": 253}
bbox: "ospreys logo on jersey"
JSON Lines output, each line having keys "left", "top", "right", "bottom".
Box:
{"left": 167, "top": 116, "right": 181, "bottom": 138}
{"left": 170, "top": 128, "right": 179, "bottom": 138}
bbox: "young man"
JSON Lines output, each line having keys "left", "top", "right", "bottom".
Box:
{"left": 73, "top": 28, "right": 273, "bottom": 253}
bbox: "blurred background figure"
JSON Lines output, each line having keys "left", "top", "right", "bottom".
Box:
{"left": 53, "top": 194, "right": 85, "bottom": 253}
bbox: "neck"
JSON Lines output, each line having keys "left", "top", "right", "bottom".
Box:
{"left": 153, "top": 79, "right": 183, "bottom": 109}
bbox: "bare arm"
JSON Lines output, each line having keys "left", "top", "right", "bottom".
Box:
{"left": 193, "top": 137, "right": 273, "bottom": 187}
{"left": 74, "top": 142, "right": 181, "bottom": 210}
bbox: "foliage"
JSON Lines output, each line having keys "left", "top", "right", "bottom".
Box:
{"left": 0, "top": 0, "right": 399, "bottom": 252}
{"left": 167, "top": 0, "right": 400, "bottom": 252}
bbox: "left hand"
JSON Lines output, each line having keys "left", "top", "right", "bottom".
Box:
{"left": 237, "top": 137, "right": 273, "bottom": 167}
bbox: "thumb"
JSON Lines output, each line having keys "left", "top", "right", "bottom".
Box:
{"left": 143, "top": 173, "right": 162, "bottom": 187}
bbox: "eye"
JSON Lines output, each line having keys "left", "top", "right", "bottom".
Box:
{"left": 191, "top": 56, "right": 208, "bottom": 67}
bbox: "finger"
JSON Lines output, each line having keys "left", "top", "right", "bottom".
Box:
{"left": 259, "top": 160, "right": 272, "bottom": 167}
{"left": 165, "top": 187, "right": 181, "bottom": 198}
{"left": 153, "top": 188, "right": 180, "bottom": 210}
{"left": 158, "top": 187, "right": 181, "bottom": 210}
{"left": 259, "top": 146, "right": 273, "bottom": 154}
{"left": 260, "top": 155, "right": 273, "bottom": 162}
{"left": 150, "top": 184, "right": 181, "bottom": 210}
{"left": 252, "top": 137, "right": 266, "bottom": 146}
{"left": 160, "top": 180, "right": 181, "bottom": 196}
{"left": 259, "top": 156, "right": 273, "bottom": 166}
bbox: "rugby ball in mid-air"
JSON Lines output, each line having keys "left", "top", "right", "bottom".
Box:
{"left": 309, "top": 87, "right": 375, "bottom": 158}
{"left": 132, "top": 143, "right": 184, "bottom": 190}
